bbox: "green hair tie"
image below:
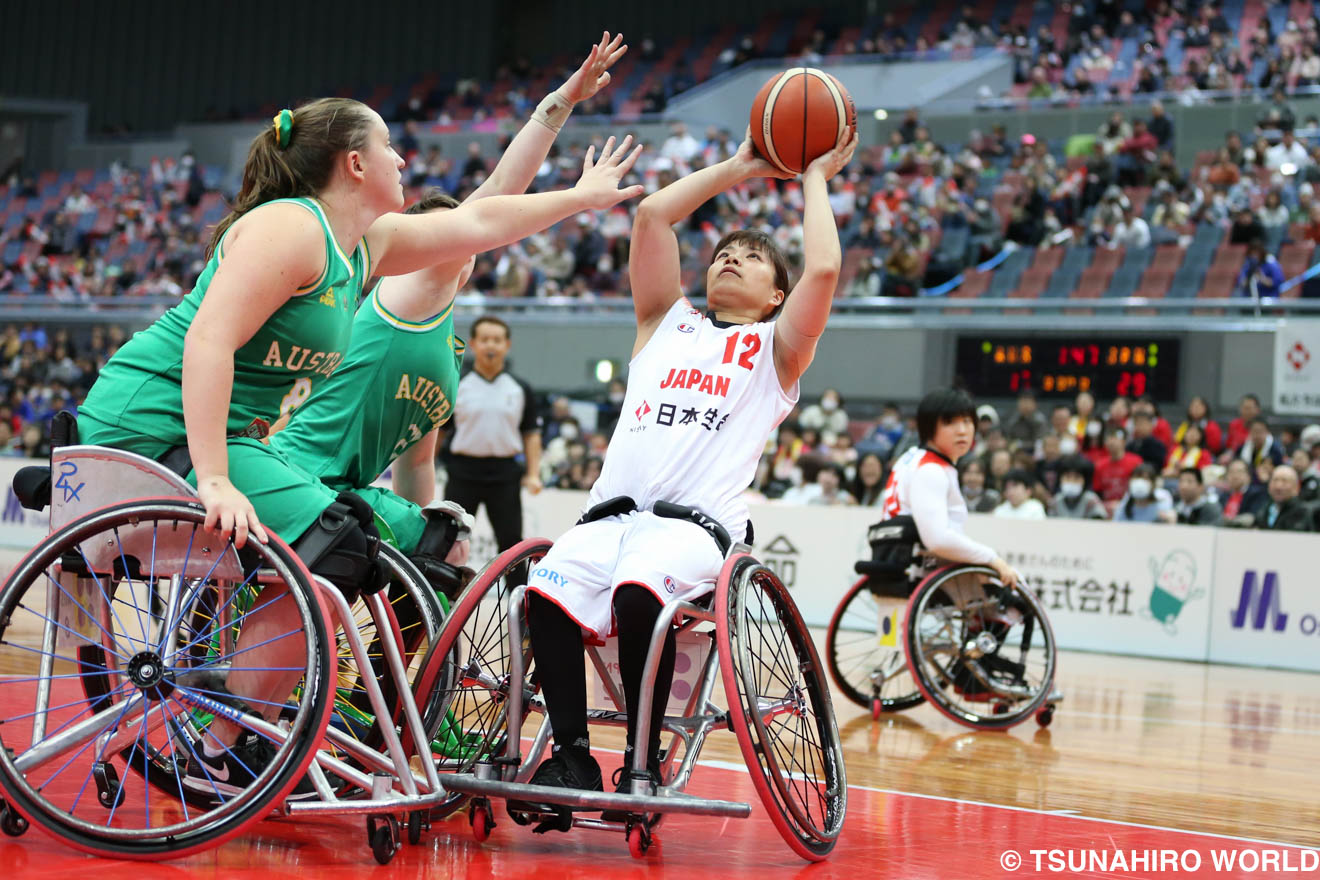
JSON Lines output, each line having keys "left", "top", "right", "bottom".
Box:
{"left": 272, "top": 109, "right": 293, "bottom": 149}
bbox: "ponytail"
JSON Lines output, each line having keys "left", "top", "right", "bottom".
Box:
{"left": 207, "top": 98, "right": 375, "bottom": 259}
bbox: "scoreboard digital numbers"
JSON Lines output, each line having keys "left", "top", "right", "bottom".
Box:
{"left": 954, "top": 336, "right": 1181, "bottom": 402}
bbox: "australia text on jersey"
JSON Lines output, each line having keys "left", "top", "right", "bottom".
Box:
{"left": 394, "top": 372, "right": 453, "bottom": 429}
{"left": 261, "top": 341, "right": 344, "bottom": 378}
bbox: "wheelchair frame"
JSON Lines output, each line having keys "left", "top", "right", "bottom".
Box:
{"left": 0, "top": 444, "right": 453, "bottom": 863}
{"left": 426, "top": 537, "right": 847, "bottom": 861}
{"left": 827, "top": 540, "right": 1062, "bottom": 730}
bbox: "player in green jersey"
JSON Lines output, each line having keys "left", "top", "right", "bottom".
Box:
{"left": 269, "top": 33, "right": 629, "bottom": 598}
{"left": 75, "top": 63, "right": 645, "bottom": 792}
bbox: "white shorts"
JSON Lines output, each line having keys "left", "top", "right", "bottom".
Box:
{"left": 525, "top": 511, "right": 725, "bottom": 642}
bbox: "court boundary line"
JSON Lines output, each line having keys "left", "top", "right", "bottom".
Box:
{"left": 694, "top": 757, "right": 1318, "bottom": 851}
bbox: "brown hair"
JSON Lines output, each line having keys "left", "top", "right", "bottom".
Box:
{"left": 405, "top": 187, "right": 460, "bottom": 215}
{"left": 471, "top": 315, "right": 510, "bottom": 340}
{"left": 207, "top": 98, "right": 377, "bottom": 258}
{"left": 710, "top": 229, "right": 792, "bottom": 317}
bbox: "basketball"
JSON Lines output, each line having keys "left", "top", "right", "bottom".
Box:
{"left": 749, "top": 67, "right": 856, "bottom": 175}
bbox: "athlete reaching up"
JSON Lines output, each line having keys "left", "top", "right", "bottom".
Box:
{"left": 507, "top": 125, "right": 858, "bottom": 827}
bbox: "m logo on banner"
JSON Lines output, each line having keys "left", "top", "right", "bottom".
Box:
{"left": 1230, "top": 571, "right": 1288, "bottom": 632}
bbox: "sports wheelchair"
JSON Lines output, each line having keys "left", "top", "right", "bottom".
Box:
{"left": 825, "top": 516, "right": 1060, "bottom": 730}
{"left": 409, "top": 522, "right": 848, "bottom": 861}
{"left": 0, "top": 418, "right": 467, "bottom": 863}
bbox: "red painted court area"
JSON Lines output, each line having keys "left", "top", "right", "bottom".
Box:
{"left": 3, "top": 751, "right": 1313, "bottom": 880}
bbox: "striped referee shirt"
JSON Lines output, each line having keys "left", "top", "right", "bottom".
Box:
{"left": 448, "top": 368, "right": 539, "bottom": 478}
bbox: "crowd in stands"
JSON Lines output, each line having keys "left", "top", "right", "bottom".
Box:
{"left": 0, "top": 322, "right": 125, "bottom": 459}
{"left": 0, "top": 156, "right": 223, "bottom": 299}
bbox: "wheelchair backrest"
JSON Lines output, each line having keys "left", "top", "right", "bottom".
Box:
{"left": 866, "top": 515, "right": 922, "bottom": 569}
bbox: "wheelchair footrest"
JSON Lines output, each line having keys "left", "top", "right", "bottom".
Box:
{"left": 441, "top": 773, "right": 752, "bottom": 818}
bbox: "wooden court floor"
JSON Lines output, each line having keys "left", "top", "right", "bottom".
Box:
{"left": 2, "top": 645, "right": 1317, "bottom": 878}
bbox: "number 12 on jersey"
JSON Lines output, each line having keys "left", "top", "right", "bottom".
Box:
{"left": 721, "top": 332, "right": 761, "bottom": 370}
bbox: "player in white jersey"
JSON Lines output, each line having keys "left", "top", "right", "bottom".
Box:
{"left": 879, "top": 389, "right": 1019, "bottom": 586}
{"left": 508, "top": 127, "right": 858, "bottom": 823}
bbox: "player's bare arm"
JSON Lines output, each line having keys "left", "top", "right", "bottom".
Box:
{"left": 772, "top": 130, "right": 857, "bottom": 392}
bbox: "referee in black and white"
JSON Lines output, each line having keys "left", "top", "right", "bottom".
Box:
{"left": 444, "top": 315, "right": 542, "bottom": 553}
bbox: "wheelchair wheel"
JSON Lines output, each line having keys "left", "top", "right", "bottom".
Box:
{"left": 903, "top": 565, "right": 1057, "bottom": 730}
{"left": 0, "top": 498, "right": 335, "bottom": 859}
{"left": 409, "top": 537, "right": 551, "bottom": 815}
{"left": 717, "top": 555, "right": 847, "bottom": 862}
{"left": 825, "top": 576, "right": 923, "bottom": 714}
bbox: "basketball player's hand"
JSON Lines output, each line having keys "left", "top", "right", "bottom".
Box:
{"left": 575, "top": 135, "right": 645, "bottom": 209}
{"left": 560, "top": 31, "right": 628, "bottom": 103}
{"left": 804, "top": 129, "right": 859, "bottom": 181}
{"left": 198, "top": 475, "right": 268, "bottom": 550}
{"left": 989, "top": 556, "right": 1019, "bottom": 589}
{"left": 522, "top": 473, "right": 544, "bottom": 495}
{"left": 733, "top": 128, "right": 795, "bottom": 180}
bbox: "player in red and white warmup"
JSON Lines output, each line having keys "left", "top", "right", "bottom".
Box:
{"left": 509, "top": 126, "right": 858, "bottom": 824}
{"left": 880, "top": 388, "right": 1019, "bottom": 587}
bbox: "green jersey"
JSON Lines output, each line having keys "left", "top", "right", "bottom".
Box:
{"left": 80, "top": 198, "right": 368, "bottom": 447}
{"left": 269, "top": 281, "right": 463, "bottom": 490}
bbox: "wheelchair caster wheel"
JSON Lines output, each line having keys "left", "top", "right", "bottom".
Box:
{"left": 1036, "top": 705, "right": 1055, "bottom": 728}
{"left": 93, "top": 761, "right": 126, "bottom": 809}
{"left": 470, "top": 802, "right": 493, "bottom": 842}
{"left": 627, "top": 822, "right": 653, "bottom": 859}
{"left": 0, "top": 802, "right": 28, "bottom": 838}
{"left": 870, "top": 697, "right": 882, "bottom": 721}
{"left": 407, "top": 809, "right": 427, "bottom": 845}
{"left": 366, "top": 814, "right": 400, "bottom": 865}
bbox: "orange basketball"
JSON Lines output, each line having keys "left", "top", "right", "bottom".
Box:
{"left": 749, "top": 68, "right": 856, "bottom": 175}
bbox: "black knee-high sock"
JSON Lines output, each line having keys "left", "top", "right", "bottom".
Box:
{"left": 526, "top": 592, "right": 589, "bottom": 752}
{"left": 612, "top": 584, "right": 676, "bottom": 764}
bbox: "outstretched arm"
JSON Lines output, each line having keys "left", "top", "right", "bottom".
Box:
{"left": 629, "top": 132, "right": 790, "bottom": 346}
{"left": 368, "top": 137, "right": 643, "bottom": 276}
{"left": 468, "top": 32, "right": 627, "bottom": 202}
{"left": 772, "top": 132, "right": 858, "bottom": 391}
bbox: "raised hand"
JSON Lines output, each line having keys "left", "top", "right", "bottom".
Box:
{"left": 805, "top": 128, "right": 860, "bottom": 181}
{"left": 733, "top": 127, "right": 796, "bottom": 180}
{"left": 560, "top": 31, "right": 628, "bottom": 104}
{"left": 574, "top": 135, "right": 645, "bottom": 209}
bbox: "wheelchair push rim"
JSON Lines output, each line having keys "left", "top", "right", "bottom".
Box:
{"left": 825, "top": 575, "right": 924, "bottom": 714}
{"left": 902, "top": 565, "right": 1057, "bottom": 730}
{"left": 717, "top": 555, "right": 847, "bottom": 862}
{"left": 0, "top": 497, "right": 335, "bottom": 859}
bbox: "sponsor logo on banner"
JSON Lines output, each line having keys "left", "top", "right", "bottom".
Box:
{"left": 1273, "top": 319, "right": 1320, "bottom": 415}
{"left": 761, "top": 534, "right": 799, "bottom": 588}
{"left": 1142, "top": 550, "right": 1206, "bottom": 634}
{"left": 1209, "top": 530, "right": 1320, "bottom": 672}
{"left": 1229, "top": 571, "right": 1288, "bottom": 632}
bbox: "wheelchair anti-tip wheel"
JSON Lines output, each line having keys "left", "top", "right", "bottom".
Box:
{"left": 0, "top": 498, "right": 335, "bottom": 859}
{"left": 903, "top": 565, "right": 1057, "bottom": 730}
{"left": 717, "top": 555, "right": 847, "bottom": 862}
{"left": 409, "top": 537, "right": 552, "bottom": 817}
{"left": 826, "top": 576, "right": 923, "bottom": 716}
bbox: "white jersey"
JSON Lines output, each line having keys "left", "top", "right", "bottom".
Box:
{"left": 879, "top": 446, "right": 996, "bottom": 565}
{"left": 590, "top": 297, "right": 798, "bottom": 540}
